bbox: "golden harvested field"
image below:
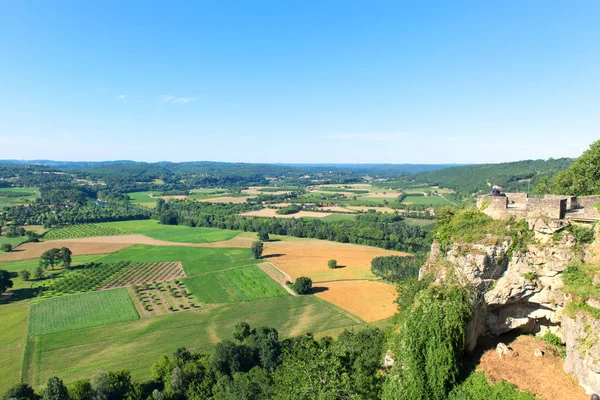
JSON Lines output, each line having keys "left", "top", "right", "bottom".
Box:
{"left": 314, "top": 281, "right": 397, "bottom": 322}
{"left": 0, "top": 240, "right": 132, "bottom": 262}
{"left": 364, "top": 192, "right": 401, "bottom": 198}
{"left": 196, "top": 196, "right": 251, "bottom": 204}
{"left": 241, "top": 187, "right": 292, "bottom": 195}
{"left": 346, "top": 206, "right": 399, "bottom": 214}
{"left": 0, "top": 235, "right": 256, "bottom": 261}
{"left": 317, "top": 206, "right": 355, "bottom": 213}
{"left": 240, "top": 209, "right": 332, "bottom": 219}
{"left": 264, "top": 239, "right": 408, "bottom": 282}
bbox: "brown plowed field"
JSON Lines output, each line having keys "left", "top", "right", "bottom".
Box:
{"left": 263, "top": 239, "right": 409, "bottom": 282}
{"left": 314, "top": 281, "right": 397, "bottom": 322}
{"left": 0, "top": 235, "right": 255, "bottom": 261}
{"left": 477, "top": 335, "right": 587, "bottom": 400}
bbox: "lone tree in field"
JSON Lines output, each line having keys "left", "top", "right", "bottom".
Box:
{"left": 39, "top": 247, "right": 72, "bottom": 270}
{"left": 19, "top": 270, "right": 31, "bottom": 282}
{"left": 0, "top": 269, "right": 14, "bottom": 295}
{"left": 0, "top": 243, "right": 12, "bottom": 252}
{"left": 292, "top": 277, "right": 312, "bottom": 295}
{"left": 251, "top": 241, "right": 264, "bottom": 259}
{"left": 258, "top": 231, "right": 270, "bottom": 242}
{"left": 327, "top": 259, "right": 337, "bottom": 269}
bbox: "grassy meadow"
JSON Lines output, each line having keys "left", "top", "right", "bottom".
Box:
{"left": 101, "top": 220, "right": 240, "bottom": 243}
{"left": 184, "top": 265, "right": 289, "bottom": 303}
{"left": 0, "top": 303, "right": 30, "bottom": 391}
{"left": 0, "top": 188, "right": 39, "bottom": 206}
{"left": 28, "top": 289, "right": 139, "bottom": 335}
{"left": 22, "top": 296, "right": 360, "bottom": 386}
{"left": 100, "top": 245, "right": 255, "bottom": 276}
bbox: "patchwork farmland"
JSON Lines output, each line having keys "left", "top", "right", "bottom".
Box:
{"left": 0, "top": 219, "right": 404, "bottom": 389}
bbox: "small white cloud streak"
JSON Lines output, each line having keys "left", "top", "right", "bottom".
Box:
{"left": 162, "top": 95, "right": 197, "bottom": 104}
{"left": 117, "top": 94, "right": 127, "bottom": 103}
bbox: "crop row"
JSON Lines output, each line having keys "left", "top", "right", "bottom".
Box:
{"left": 41, "top": 261, "right": 132, "bottom": 297}
{"left": 102, "top": 262, "right": 185, "bottom": 289}
{"left": 44, "top": 223, "right": 125, "bottom": 240}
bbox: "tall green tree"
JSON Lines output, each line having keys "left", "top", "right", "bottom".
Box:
{"left": 0, "top": 270, "right": 14, "bottom": 295}
{"left": 250, "top": 241, "right": 264, "bottom": 259}
{"left": 43, "top": 377, "right": 69, "bottom": 400}
{"left": 550, "top": 139, "right": 600, "bottom": 195}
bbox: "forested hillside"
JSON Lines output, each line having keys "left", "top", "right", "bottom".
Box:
{"left": 409, "top": 158, "right": 572, "bottom": 196}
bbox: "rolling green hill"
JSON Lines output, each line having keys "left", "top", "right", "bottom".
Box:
{"left": 410, "top": 158, "right": 572, "bottom": 196}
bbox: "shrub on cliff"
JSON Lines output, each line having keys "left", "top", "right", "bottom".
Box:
{"left": 383, "top": 281, "right": 473, "bottom": 400}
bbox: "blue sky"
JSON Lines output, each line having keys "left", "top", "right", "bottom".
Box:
{"left": 0, "top": 1, "right": 598, "bottom": 163}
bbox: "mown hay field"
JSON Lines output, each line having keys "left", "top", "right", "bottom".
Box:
{"left": 0, "top": 303, "right": 29, "bottom": 393}
{"left": 23, "top": 296, "right": 360, "bottom": 386}
{"left": 184, "top": 265, "right": 288, "bottom": 303}
{"left": 263, "top": 239, "right": 409, "bottom": 282}
{"left": 314, "top": 281, "right": 397, "bottom": 322}
{"left": 28, "top": 289, "right": 139, "bottom": 336}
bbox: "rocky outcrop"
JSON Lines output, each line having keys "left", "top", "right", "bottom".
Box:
{"left": 421, "top": 222, "right": 600, "bottom": 393}
{"left": 422, "top": 232, "right": 578, "bottom": 349}
{"left": 563, "top": 313, "right": 600, "bottom": 394}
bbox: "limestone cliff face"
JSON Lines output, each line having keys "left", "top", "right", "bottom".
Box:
{"left": 421, "top": 226, "right": 600, "bottom": 393}
{"left": 422, "top": 232, "right": 577, "bottom": 344}
{"left": 563, "top": 313, "right": 600, "bottom": 394}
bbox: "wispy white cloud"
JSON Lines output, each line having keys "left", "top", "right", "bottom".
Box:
{"left": 117, "top": 94, "right": 127, "bottom": 103}
{"left": 325, "top": 132, "right": 416, "bottom": 142}
{"left": 162, "top": 95, "right": 197, "bottom": 104}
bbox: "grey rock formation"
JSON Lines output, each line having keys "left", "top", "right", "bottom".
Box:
{"left": 563, "top": 313, "right": 600, "bottom": 394}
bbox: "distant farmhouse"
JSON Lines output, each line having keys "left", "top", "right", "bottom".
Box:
{"left": 477, "top": 193, "right": 600, "bottom": 223}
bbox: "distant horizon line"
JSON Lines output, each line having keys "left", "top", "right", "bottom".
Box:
{"left": 0, "top": 158, "right": 572, "bottom": 166}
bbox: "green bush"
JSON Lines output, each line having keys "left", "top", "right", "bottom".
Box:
{"left": 292, "top": 277, "right": 312, "bottom": 295}
{"left": 371, "top": 255, "right": 420, "bottom": 282}
{"left": 383, "top": 282, "right": 472, "bottom": 400}
{"left": 19, "top": 269, "right": 31, "bottom": 281}
{"left": 327, "top": 259, "right": 337, "bottom": 269}
{"left": 567, "top": 224, "right": 595, "bottom": 246}
{"left": 0, "top": 243, "right": 12, "bottom": 252}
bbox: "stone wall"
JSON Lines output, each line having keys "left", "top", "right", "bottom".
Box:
{"left": 526, "top": 198, "right": 566, "bottom": 220}
{"left": 577, "top": 196, "right": 600, "bottom": 220}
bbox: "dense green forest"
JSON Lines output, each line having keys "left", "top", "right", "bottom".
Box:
{"left": 157, "top": 200, "right": 432, "bottom": 254}
{"left": 408, "top": 158, "right": 572, "bottom": 197}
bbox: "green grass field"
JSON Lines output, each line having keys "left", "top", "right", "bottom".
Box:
{"left": 0, "top": 188, "right": 39, "bottom": 206}
{"left": 23, "top": 296, "right": 360, "bottom": 385}
{"left": 185, "top": 265, "right": 288, "bottom": 303}
{"left": 321, "top": 213, "right": 357, "bottom": 222}
{"left": 401, "top": 195, "right": 452, "bottom": 206}
{"left": 127, "top": 191, "right": 157, "bottom": 204}
{"left": 100, "top": 220, "right": 240, "bottom": 243}
{"left": 0, "top": 236, "right": 28, "bottom": 255}
{"left": 0, "top": 255, "right": 106, "bottom": 273}
{"left": 99, "top": 245, "right": 255, "bottom": 276}
{"left": 0, "top": 302, "right": 30, "bottom": 392}
{"left": 28, "top": 289, "right": 139, "bottom": 336}
{"left": 404, "top": 218, "right": 436, "bottom": 227}
{"left": 44, "top": 224, "right": 126, "bottom": 241}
